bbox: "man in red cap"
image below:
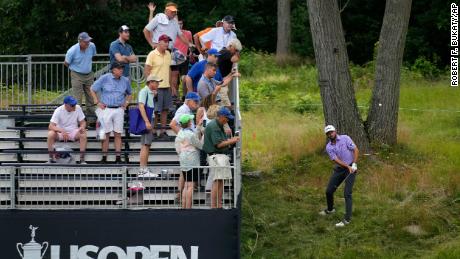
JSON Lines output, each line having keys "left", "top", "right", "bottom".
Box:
{"left": 144, "top": 34, "right": 173, "bottom": 139}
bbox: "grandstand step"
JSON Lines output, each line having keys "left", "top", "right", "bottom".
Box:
{"left": 21, "top": 140, "right": 175, "bottom": 149}
{"left": 17, "top": 193, "right": 123, "bottom": 202}
{"left": 0, "top": 193, "right": 10, "bottom": 202}
{"left": 0, "top": 153, "right": 17, "bottom": 162}
{"left": 0, "top": 141, "right": 20, "bottom": 149}
{"left": 20, "top": 152, "right": 179, "bottom": 163}
{"left": 0, "top": 130, "right": 20, "bottom": 138}
{"left": 0, "top": 116, "right": 14, "bottom": 129}
{"left": 19, "top": 129, "right": 176, "bottom": 138}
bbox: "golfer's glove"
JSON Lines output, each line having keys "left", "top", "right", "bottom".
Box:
{"left": 351, "top": 163, "right": 358, "bottom": 172}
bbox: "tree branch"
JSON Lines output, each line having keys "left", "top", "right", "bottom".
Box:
{"left": 339, "top": 0, "right": 351, "bottom": 13}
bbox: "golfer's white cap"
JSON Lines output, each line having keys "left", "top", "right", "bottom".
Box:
{"left": 324, "top": 125, "right": 336, "bottom": 134}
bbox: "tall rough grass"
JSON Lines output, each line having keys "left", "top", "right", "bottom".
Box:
{"left": 240, "top": 52, "right": 460, "bottom": 258}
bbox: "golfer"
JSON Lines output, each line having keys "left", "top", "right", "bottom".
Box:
{"left": 320, "top": 125, "right": 359, "bottom": 227}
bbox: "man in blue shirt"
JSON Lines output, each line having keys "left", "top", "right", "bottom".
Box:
{"left": 109, "top": 25, "right": 137, "bottom": 78}
{"left": 64, "top": 32, "right": 97, "bottom": 116}
{"left": 90, "top": 62, "right": 132, "bottom": 163}
{"left": 184, "top": 48, "right": 223, "bottom": 92}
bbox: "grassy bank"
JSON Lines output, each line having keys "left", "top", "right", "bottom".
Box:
{"left": 239, "top": 52, "right": 460, "bottom": 258}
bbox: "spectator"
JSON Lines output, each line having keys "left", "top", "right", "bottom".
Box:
{"left": 64, "top": 32, "right": 97, "bottom": 117}
{"left": 171, "top": 17, "right": 193, "bottom": 99}
{"left": 319, "top": 125, "right": 359, "bottom": 227}
{"left": 200, "top": 15, "right": 237, "bottom": 51}
{"left": 194, "top": 20, "right": 223, "bottom": 55}
{"left": 170, "top": 91, "right": 201, "bottom": 201}
{"left": 185, "top": 48, "right": 223, "bottom": 93}
{"left": 138, "top": 75, "right": 163, "bottom": 177}
{"left": 147, "top": 2, "right": 156, "bottom": 22}
{"left": 218, "top": 38, "right": 242, "bottom": 77}
{"left": 144, "top": 34, "right": 172, "bottom": 139}
{"left": 47, "top": 96, "right": 87, "bottom": 164}
{"left": 170, "top": 92, "right": 201, "bottom": 134}
{"left": 203, "top": 107, "right": 240, "bottom": 208}
{"left": 90, "top": 62, "right": 132, "bottom": 164}
{"left": 197, "top": 63, "right": 238, "bottom": 106}
{"left": 175, "top": 114, "right": 203, "bottom": 209}
{"left": 143, "top": 2, "right": 193, "bottom": 50}
{"left": 109, "top": 25, "right": 137, "bottom": 78}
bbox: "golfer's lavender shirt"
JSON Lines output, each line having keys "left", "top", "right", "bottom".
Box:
{"left": 326, "top": 134, "right": 356, "bottom": 165}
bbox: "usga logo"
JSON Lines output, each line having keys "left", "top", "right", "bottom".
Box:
{"left": 17, "top": 225, "right": 199, "bottom": 259}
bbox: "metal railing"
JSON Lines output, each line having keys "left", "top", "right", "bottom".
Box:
{"left": 1, "top": 162, "right": 236, "bottom": 210}
{"left": 0, "top": 54, "right": 147, "bottom": 110}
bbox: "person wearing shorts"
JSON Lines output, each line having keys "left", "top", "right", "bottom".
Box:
{"left": 138, "top": 75, "right": 162, "bottom": 177}
{"left": 47, "top": 96, "right": 87, "bottom": 164}
{"left": 91, "top": 62, "right": 132, "bottom": 163}
{"left": 175, "top": 114, "right": 203, "bottom": 209}
{"left": 144, "top": 34, "right": 172, "bottom": 139}
{"left": 202, "top": 107, "right": 240, "bottom": 208}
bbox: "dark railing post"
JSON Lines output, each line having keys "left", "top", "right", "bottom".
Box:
{"left": 26, "top": 55, "right": 32, "bottom": 106}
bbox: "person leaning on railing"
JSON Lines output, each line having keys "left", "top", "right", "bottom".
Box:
{"left": 202, "top": 107, "right": 240, "bottom": 208}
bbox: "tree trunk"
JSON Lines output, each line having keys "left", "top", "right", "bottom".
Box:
{"left": 276, "top": 0, "right": 291, "bottom": 61}
{"left": 366, "top": 0, "right": 412, "bottom": 146}
{"left": 307, "top": 0, "right": 371, "bottom": 153}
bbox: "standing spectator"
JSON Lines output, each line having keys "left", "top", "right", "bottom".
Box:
{"left": 171, "top": 17, "right": 193, "bottom": 100}
{"left": 143, "top": 2, "right": 193, "bottom": 50}
{"left": 185, "top": 48, "right": 223, "bottom": 92}
{"left": 90, "top": 62, "right": 132, "bottom": 164}
{"left": 203, "top": 107, "right": 240, "bottom": 208}
{"left": 175, "top": 114, "right": 203, "bottom": 209}
{"left": 200, "top": 15, "right": 237, "bottom": 51}
{"left": 138, "top": 75, "right": 163, "bottom": 177}
{"left": 170, "top": 91, "right": 201, "bottom": 201}
{"left": 218, "top": 38, "right": 242, "bottom": 77}
{"left": 194, "top": 20, "right": 223, "bottom": 55}
{"left": 197, "top": 63, "right": 238, "bottom": 107}
{"left": 147, "top": 2, "right": 156, "bottom": 22}
{"left": 170, "top": 92, "right": 201, "bottom": 134}
{"left": 64, "top": 32, "right": 97, "bottom": 116}
{"left": 319, "top": 125, "right": 359, "bottom": 227}
{"left": 47, "top": 96, "right": 87, "bottom": 164}
{"left": 144, "top": 34, "right": 172, "bottom": 139}
{"left": 109, "top": 25, "right": 137, "bottom": 78}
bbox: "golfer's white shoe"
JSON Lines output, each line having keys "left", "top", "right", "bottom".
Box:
{"left": 319, "top": 208, "right": 336, "bottom": 216}
{"left": 335, "top": 219, "right": 350, "bottom": 227}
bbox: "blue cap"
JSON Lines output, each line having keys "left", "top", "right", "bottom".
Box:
{"left": 207, "top": 48, "right": 221, "bottom": 56}
{"left": 63, "top": 96, "right": 77, "bottom": 106}
{"left": 78, "top": 32, "right": 92, "bottom": 42}
{"left": 217, "top": 107, "right": 234, "bottom": 120}
{"left": 185, "top": 92, "right": 201, "bottom": 101}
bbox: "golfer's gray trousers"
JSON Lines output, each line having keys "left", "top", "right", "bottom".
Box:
{"left": 326, "top": 165, "right": 356, "bottom": 221}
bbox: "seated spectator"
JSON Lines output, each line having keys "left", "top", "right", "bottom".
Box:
{"left": 138, "top": 75, "right": 162, "bottom": 177}
{"left": 175, "top": 114, "right": 203, "bottom": 209}
{"left": 203, "top": 107, "right": 240, "bottom": 208}
{"left": 199, "top": 15, "right": 237, "bottom": 51}
{"left": 197, "top": 63, "right": 238, "bottom": 106}
{"left": 185, "top": 48, "right": 223, "bottom": 92}
{"left": 47, "top": 96, "right": 87, "bottom": 164}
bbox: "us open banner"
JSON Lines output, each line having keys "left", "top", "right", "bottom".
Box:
{"left": 0, "top": 209, "right": 240, "bottom": 259}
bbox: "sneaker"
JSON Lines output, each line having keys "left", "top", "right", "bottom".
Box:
{"left": 78, "top": 161, "right": 87, "bottom": 165}
{"left": 335, "top": 219, "right": 350, "bottom": 227}
{"left": 319, "top": 208, "right": 336, "bottom": 216}
{"left": 46, "top": 159, "right": 56, "bottom": 164}
{"left": 138, "top": 171, "right": 160, "bottom": 178}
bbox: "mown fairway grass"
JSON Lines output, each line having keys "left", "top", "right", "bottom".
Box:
{"left": 239, "top": 52, "right": 460, "bottom": 258}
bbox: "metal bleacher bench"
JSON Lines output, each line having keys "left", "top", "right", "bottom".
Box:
{"left": 0, "top": 104, "right": 235, "bottom": 209}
